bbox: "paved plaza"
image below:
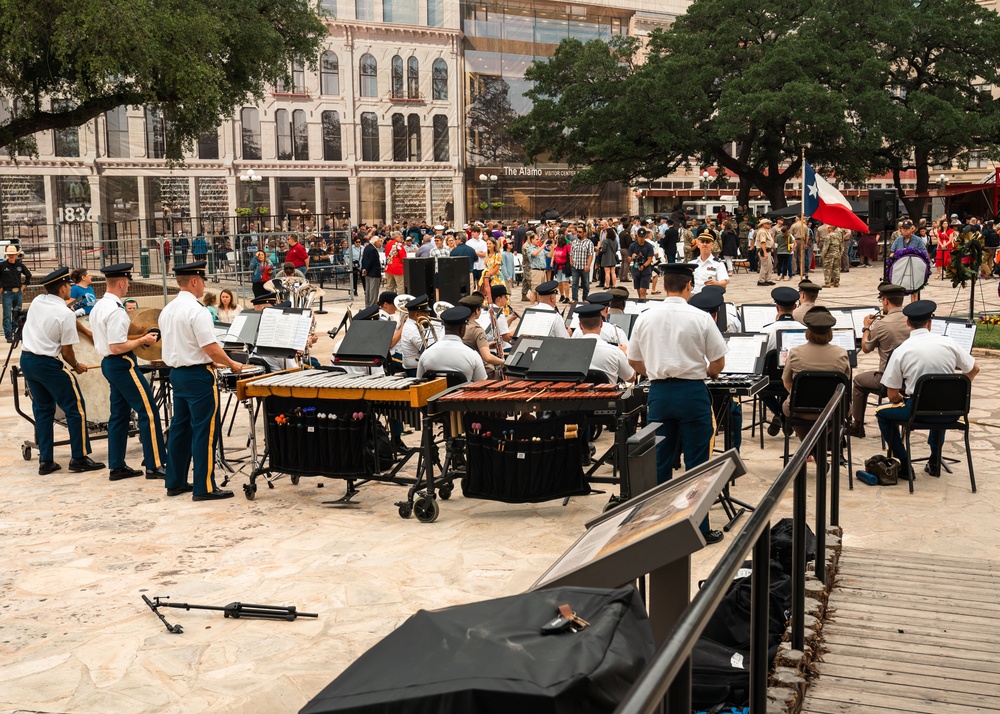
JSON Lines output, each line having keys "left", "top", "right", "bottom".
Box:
{"left": 2, "top": 265, "right": 999, "bottom": 713}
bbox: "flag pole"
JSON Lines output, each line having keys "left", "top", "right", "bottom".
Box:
{"left": 799, "top": 149, "right": 806, "bottom": 278}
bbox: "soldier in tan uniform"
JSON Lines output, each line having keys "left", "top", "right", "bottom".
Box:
{"left": 756, "top": 218, "right": 775, "bottom": 285}
{"left": 792, "top": 279, "right": 822, "bottom": 323}
{"left": 849, "top": 282, "right": 910, "bottom": 437}
{"left": 458, "top": 294, "right": 506, "bottom": 378}
{"left": 790, "top": 216, "right": 810, "bottom": 278}
{"left": 782, "top": 306, "right": 851, "bottom": 439}
{"left": 821, "top": 226, "right": 844, "bottom": 287}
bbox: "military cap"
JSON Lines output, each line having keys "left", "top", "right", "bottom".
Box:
{"left": 797, "top": 279, "right": 822, "bottom": 294}
{"left": 690, "top": 290, "right": 724, "bottom": 313}
{"left": 377, "top": 291, "right": 398, "bottom": 306}
{"left": 490, "top": 284, "right": 508, "bottom": 298}
{"left": 659, "top": 264, "right": 695, "bottom": 278}
{"left": 771, "top": 286, "right": 799, "bottom": 307}
{"left": 535, "top": 280, "right": 559, "bottom": 296}
{"left": 876, "top": 281, "right": 906, "bottom": 297}
{"left": 803, "top": 306, "right": 837, "bottom": 330}
{"left": 902, "top": 300, "right": 936, "bottom": 322}
{"left": 251, "top": 292, "right": 278, "bottom": 305}
{"left": 354, "top": 304, "right": 380, "bottom": 320}
{"left": 405, "top": 294, "right": 431, "bottom": 311}
{"left": 609, "top": 286, "right": 630, "bottom": 299}
{"left": 574, "top": 303, "right": 605, "bottom": 318}
{"left": 440, "top": 306, "right": 472, "bottom": 326}
{"left": 41, "top": 267, "right": 72, "bottom": 286}
{"left": 586, "top": 291, "right": 613, "bottom": 306}
{"left": 101, "top": 263, "right": 134, "bottom": 279}
{"left": 175, "top": 261, "right": 207, "bottom": 277}
{"left": 458, "top": 294, "right": 485, "bottom": 310}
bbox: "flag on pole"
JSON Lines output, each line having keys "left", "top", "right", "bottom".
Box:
{"left": 803, "top": 161, "right": 870, "bottom": 234}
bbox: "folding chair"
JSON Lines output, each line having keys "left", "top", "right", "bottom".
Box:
{"left": 901, "top": 373, "right": 976, "bottom": 494}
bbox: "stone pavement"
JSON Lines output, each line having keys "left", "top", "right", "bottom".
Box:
{"left": 2, "top": 263, "right": 998, "bottom": 713}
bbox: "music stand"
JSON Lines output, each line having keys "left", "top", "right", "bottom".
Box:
{"left": 525, "top": 337, "right": 596, "bottom": 382}
{"left": 504, "top": 336, "right": 546, "bottom": 376}
{"left": 333, "top": 320, "right": 396, "bottom": 367}
{"left": 254, "top": 307, "right": 312, "bottom": 358}
{"left": 608, "top": 312, "right": 637, "bottom": 338}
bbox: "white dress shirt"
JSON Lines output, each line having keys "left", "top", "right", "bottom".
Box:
{"left": 627, "top": 297, "right": 728, "bottom": 380}
{"left": 572, "top": 321, "right": 629, "bottom": 348}
{"left": 881, "top": 327, "right": 976, "bottom": 393}
{"left": 580, "top": 333, "right": 634, "bottom": 383}
{"left": 689, "top": 255, "right": 730, "bottom": 295}
{"left": 416, "top": 334, "right": 487, "bottom": 382}
{"left": 90, "top": 292, "right": 130, "bottom": 357}
{"left": 21, "top": 293, "right": 78, "bottom": 357}
{"left": 159, "top": 291, "right": 218, "bottom": 367}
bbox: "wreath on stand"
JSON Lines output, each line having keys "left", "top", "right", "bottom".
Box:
{"left": 947, "top": 230, "right": 983, "bottom": 288}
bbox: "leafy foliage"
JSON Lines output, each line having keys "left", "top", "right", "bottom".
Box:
{"left": 0, "top": 0, "right": 326, "bottom": 159}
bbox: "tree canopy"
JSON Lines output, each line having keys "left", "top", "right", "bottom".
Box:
{"left": 0, "top": 0, "right": 326, "bottom": 159}
{"left": 513, "top": 0, "right": 1000, "bottom": 212}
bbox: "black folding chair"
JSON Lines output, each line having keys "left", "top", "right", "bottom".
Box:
{"left": 901, "top": 373, "right": 976, "bottom": 494}
{"left": 783, "top": 371, "right": 853, "bottom": 489}
{"left": 752, "top": 349, "right": 785, "bottom": 448}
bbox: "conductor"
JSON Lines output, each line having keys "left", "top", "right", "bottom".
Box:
{"left": 627, "top": 263, "right": 727, "bottom": 544}
{"left": 159, "top": 262, "right": 244, "bottom": 501}
{"left": 19, "top": 268, "right": 105, "bottom": 475}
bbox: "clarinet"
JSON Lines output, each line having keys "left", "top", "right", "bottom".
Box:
{"left": 479, "top": 273, "right": 507, "bottom": 380}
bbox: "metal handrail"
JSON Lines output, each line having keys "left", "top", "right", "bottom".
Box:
{"left": 616, "top": 384, "right": 845, "bottom": 714}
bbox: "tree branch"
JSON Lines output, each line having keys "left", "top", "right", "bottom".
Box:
{"left": 0, "top": 90, "right": 146, "bottom": 149}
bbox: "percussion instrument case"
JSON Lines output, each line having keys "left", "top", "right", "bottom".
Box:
{"left": 299, "top": 585, "right": 655, "bottom": 714}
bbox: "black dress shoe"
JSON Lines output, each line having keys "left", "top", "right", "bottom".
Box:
{"left": 847, "top": 420, "right": 865, "bottom": 439}
{"left": 167, "top": 484, "right": 193, "bottom": 496}
{"left": 703, "top": 529, "right": 725, "bottom": 545}
{"left": 38, "top": 461, "right": 62, "bottom": 475}
{"left": 192, "top": 490, "right": 235, "bottom": 501}
{"left": 766, "top": 415, "right": 783, "bottom": 437}
{"left": 109, "top": 466, "right": 143, "bottom": 481}
{"left": 924, "top": 462, "right": 941, "bottom": 477}
{"left": 146, "top": 467, "right": 167, "bottom": 480}
{"left": 69, "top": 456, "right": 106, "bottom": 472}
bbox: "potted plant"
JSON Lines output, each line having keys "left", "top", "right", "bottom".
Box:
{"left": 256, "top": 207, "right": 270, "bottom": 216}
{"left": 490, "top": 201, "right": 504, "bottom": 210}
{"left": 476, "top": 202, "right": 489, "bottom": 211}
{"left": 235, "top": 207, "right": 252, "bottom": 217}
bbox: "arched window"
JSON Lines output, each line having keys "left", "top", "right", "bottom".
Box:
{"left": 432, "top": 59, "right": 448, "bottom": 100}
{"left": 320, "top": 51, "right": 340, "bottom": 95}
{"left": 391, "top": 113, "right": 406, "bottom": 161}
{"left": 276, "top": 109, "right": 292, "bottom": 160}
{"left": 407, "top": 56, "right": 420, "bottom": 99}
{"left": 360, "top": 53, "right": 378, "bottom": 97}
{"left": 407, "top": 114, "right": 421, "bottom": 161}
{"left": 391, "top": 55, "right": 404, "bottom": 99}
{"left": 433, "top": 115, "right": 448, "bottom": 162}
{"left": 241, "top": 107, "right": 261, "bottom": 160}
{"left": 322, "top": 111, "right": 342, "bottom": 161}
{"left": 293, "top": 110, "right": 308, "bottom": 160}
{"left": 360, "top": 112, "right": 380, "bottom": 161}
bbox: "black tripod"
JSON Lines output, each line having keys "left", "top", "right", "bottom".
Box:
{"left": 142, "top": 595, "right": 317, "bottom": 634}
{"left": 0, "top": 306, "right": 27, "bottom": 384}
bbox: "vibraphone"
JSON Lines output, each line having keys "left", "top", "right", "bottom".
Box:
{"left": 237, "top": 369, "right": 449, "bottom": 520}
{"left": 428, "top": 380, "right": 646, "bottom": 506}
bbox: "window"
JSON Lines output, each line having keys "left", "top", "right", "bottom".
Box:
{"left": 105, "top": 106, "right": 130, "bottom": 158}
{"left": 433, "top": 115, "right": 448, "bottom": 161}
{"left": 360, "top": 112, "right": 380, "bottom": 161}
{"left": 383, "top": 0, "right": 417, "bottom": 24}
{"left": 197, "top": 130, "right": 219, "bottom": 160}
{"left": 322, "top": 111, "right": 342, "bottom": 160}
{"left": 356, "top": 0, "right": 373, "bottom": 21}
{"left": 320, "top": 51, "right": 340, "bottom": 95}
{"left": 293, "top": 109, "right": 308, "bottom": 160}
{"left": 407, "top": 56, "right": 420, "bottom": 99}
{"left": 407, "top": 114, "right": 421, "bottom": 161}
{"left": 241, "top": 107, "right": 261, "bottom": 159}
{"left": 392, "top": 113, "right": 406, "bottom": 161}
{"left": 611, "top": 17, "right": 623, "bottom": 35}
{"left": 145, "top": 107, "right": 166, "bottom": 159}
{"left": 52, "top": 100, "right": 80, "bottom": 157}
{"left": 427, "top": 0, "right": 443, "bottom": 26}
{"left": 275, "top": 109, "right": 292, "bottom": 160}
{"left": 391, "top": 55, "right": 404, "bottom": 98}
{"left": 432, "top": 59, "right": 448, "bottom": 100}
{"left": 292, "top": 57, "right": 306, "bottom": 93}
{"left": 360, "top": 54, "right": 378, "bottom": 97}
{"left": 319, "top": 0, "right": 337, "bottom": 16}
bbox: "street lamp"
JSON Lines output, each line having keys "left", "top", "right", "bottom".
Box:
{"left": 701, "top": 170, "right": 711, "bottom": 200}
{"left": 936, "top": 173, "right": 949, "bottom": 190}
{"left": 478, "top": 173, "right": 498, "bottom": 220}
{"left": 240, "top": 169, "right": 263, "bottom": 228}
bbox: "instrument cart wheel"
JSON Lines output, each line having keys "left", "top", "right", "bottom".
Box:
{"left": 244, "top": 483, "right": 257, "bottom": 500}
{"left": 398, "top": 502, "right": 413, "bottom": 519}
{"left": 603, "top": 497, "right": 623, "bottom": 513}
{"left": 438, "top": 484, "right": 453, "bottom": 500}
{"left": 291, "top": 474, "right": 300, "bottom": 485}
{"left": 589, "top": 424, "right": 603, "bottom": 441}
{"left": 413, "top": 496, "right": 440, "bottom": 523}
{"left": 22, "top": 444, "right": 32, "bottom": 461}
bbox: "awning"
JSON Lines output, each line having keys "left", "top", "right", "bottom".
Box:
{"left": 910, "top": 178, "right": 997, "bottom": 199}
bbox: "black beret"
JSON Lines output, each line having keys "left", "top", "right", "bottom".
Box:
{"left": 490, "top": 284, "right": 508, "bottom": 298}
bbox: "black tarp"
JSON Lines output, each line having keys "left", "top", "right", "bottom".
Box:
{"left": 299, "top": 585, "right": 655, "bottom": 714}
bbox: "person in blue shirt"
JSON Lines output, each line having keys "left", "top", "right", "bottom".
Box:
{"left": 449, "top": 234, "right": 478, "bottom": 271}
{"left": 888, "top": 219, "right": 928, "bottom": 257}
{"left": 192, "top": 235, "right": 209, "bottom": 263}
{"left": 69, "top": 268, "right": 98, "bottom": 315}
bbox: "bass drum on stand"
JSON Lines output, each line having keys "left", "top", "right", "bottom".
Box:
{"left": 62, "top": 331, "right": 112, "bottom": 426}
{"left": 886, "top": 247, "right": 931, "bottom": 294}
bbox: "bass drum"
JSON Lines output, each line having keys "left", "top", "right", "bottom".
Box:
{"left": 886, "top": 248, "right": 931, "bottom": 294}
{"left": 63, "top": 332, "right": 112, "bottom": 426}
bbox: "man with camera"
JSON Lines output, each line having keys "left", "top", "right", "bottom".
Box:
{"left": 1, "top": 244, "right": 31, "bottom": 342}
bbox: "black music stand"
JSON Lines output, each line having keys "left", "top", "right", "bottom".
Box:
{"left": 254, "top": 307, "right": 312, "bottom": 359}
{"left": 504, "top": 336, "right": 546, "bottom": 376}
{"left": 526, "top": 338, "right": 596, "bottom": 382}
{"left": 333, "top": 320, "right": 396, "bottom": 368}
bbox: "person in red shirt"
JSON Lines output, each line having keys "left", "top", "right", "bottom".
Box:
{"left": 285, "top": 235, "right": 309, "bottom": 270}
{"left": 384, "top": 230, "right": 406, "bottom": 292}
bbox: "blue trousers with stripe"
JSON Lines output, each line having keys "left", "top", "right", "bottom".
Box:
{"left": 875, "top": 398, "right": 947, "bottom": 470}
{"left": 165, "top": 365, "right": 221, "bottom": 496}
{"left": 102, "top": 353, "right": 166, "bottom": 470}
{"left": 648, "top": 378, "right": 715, "bottom": 533}
{"left": 20, "top": 351, "right": 91, "bottom": 462}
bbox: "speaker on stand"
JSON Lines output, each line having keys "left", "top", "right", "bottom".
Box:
{"left": 868, "top": 188, "right": 898, "bottom": 279}
{"left": 403, "top": 257, "right": 436, "bottom": 299}
{"left": 436, "top": 257, "right": 473, "bottom": 305}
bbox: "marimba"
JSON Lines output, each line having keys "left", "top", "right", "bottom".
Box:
{"left": 237, "top": 368, "right": 449, "bottom": 519}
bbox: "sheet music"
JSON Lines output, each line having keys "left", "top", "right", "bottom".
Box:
{"left": 944, "top": 322, "right": 976, "bottom": 354}
{"left": 777, "top": 330, "right": 807, "bottom": 366}
{"left": 517, "top": 310, "right": 559, "bottom": 337}
{"left": 828, "top": 309, "right": 856, "bottom": 332}
{"left": 741, "top": 304, "right": 775, "bottom": 333}
{"left": 624, "top": 300, "right": 652, "bottom": 315}
{"left": 256, "top": 309, "right": 311, "bottom": 351}
{"left": 929, "top": 319, "right": 947, "bottom": 337}
{"left": 722, "top": 335, "right": 767, "bottom": 374}
{"left": 568, "top": 313, "right": 580, "bottom": 329}
{"left": 850, "top": 308, "right": 878, "bottom": 338}
{"left": 831, "top": 328, "right": 857, "bottom": 352}
{"left": 225, "top": 315, "right": 248, "bottom": 342}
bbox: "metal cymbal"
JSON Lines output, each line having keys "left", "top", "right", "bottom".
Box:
{"left": 129, "top": 307, "right": 162, "bottom": 361}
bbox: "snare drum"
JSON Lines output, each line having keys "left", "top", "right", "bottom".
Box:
{"left": 217, "top": 365, "right": 266, "bottom": 392}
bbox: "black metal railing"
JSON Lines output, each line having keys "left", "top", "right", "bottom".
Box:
{"left": 616, "top": 384, "right": 846, "bottom": 714}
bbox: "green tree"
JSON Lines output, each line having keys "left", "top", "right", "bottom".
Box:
{"left": 0, "top": 0, "right": 326, "bottom": 159}
{"left": 467, "top": 76, "right": 523, "bottom": 165}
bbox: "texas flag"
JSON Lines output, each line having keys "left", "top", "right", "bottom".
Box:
{"left": 803, "top": 161, "right": 870, "bottom": 234}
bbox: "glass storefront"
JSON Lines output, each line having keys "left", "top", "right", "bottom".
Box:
{"left": 102, "top": 177, "right": 140, "bottom": 224}
{"left": 322, "top": 178, "right": 351, "bottom": 227}
{"left": 430, "top": 177, "right": 453, "bottom": 223}
{"left": 392, "top": 177, "right": 426, "bottom": 221}
{"left": 277, "top": 178, "right": 316, "bottom": 230}
{"left": 465, "top": 168, "right": 626, "bottom": 222}
{"left": 0, "top": 175, "right": 48, "bottom": 245}
{"left": 359, "top": 177, "right": 387, "bottom": 226}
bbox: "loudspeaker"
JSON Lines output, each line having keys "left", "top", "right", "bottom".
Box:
{"left": 436, "top": 256, "right": 472, "bottom": 304}
{"left": 403, "top": 257, "right": 435, "bottom": 298}
{"left": 868, "top": 188, "right": 898, "bottom": 232}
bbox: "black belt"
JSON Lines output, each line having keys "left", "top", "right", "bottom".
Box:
{"left": 652, "top": 377, "right": 702, "bottom": 383}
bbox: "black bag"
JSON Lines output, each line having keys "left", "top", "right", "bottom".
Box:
{"left": 700, "top": 559, "right": 791, "bottom": 651}
{"left": 769, "top": 518, "right": 816, "bottom": 574}
{"left": 299, "top": 585, "right": 656, "bottom": 714}
{"left": 864, "top": 454, "right": 900, "bottom": 485}
{"left": 691, "top": 637, "right": 753, "bottom": 710}
{"left": 364, "top": 420, "right": 395, "bottom": 473}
